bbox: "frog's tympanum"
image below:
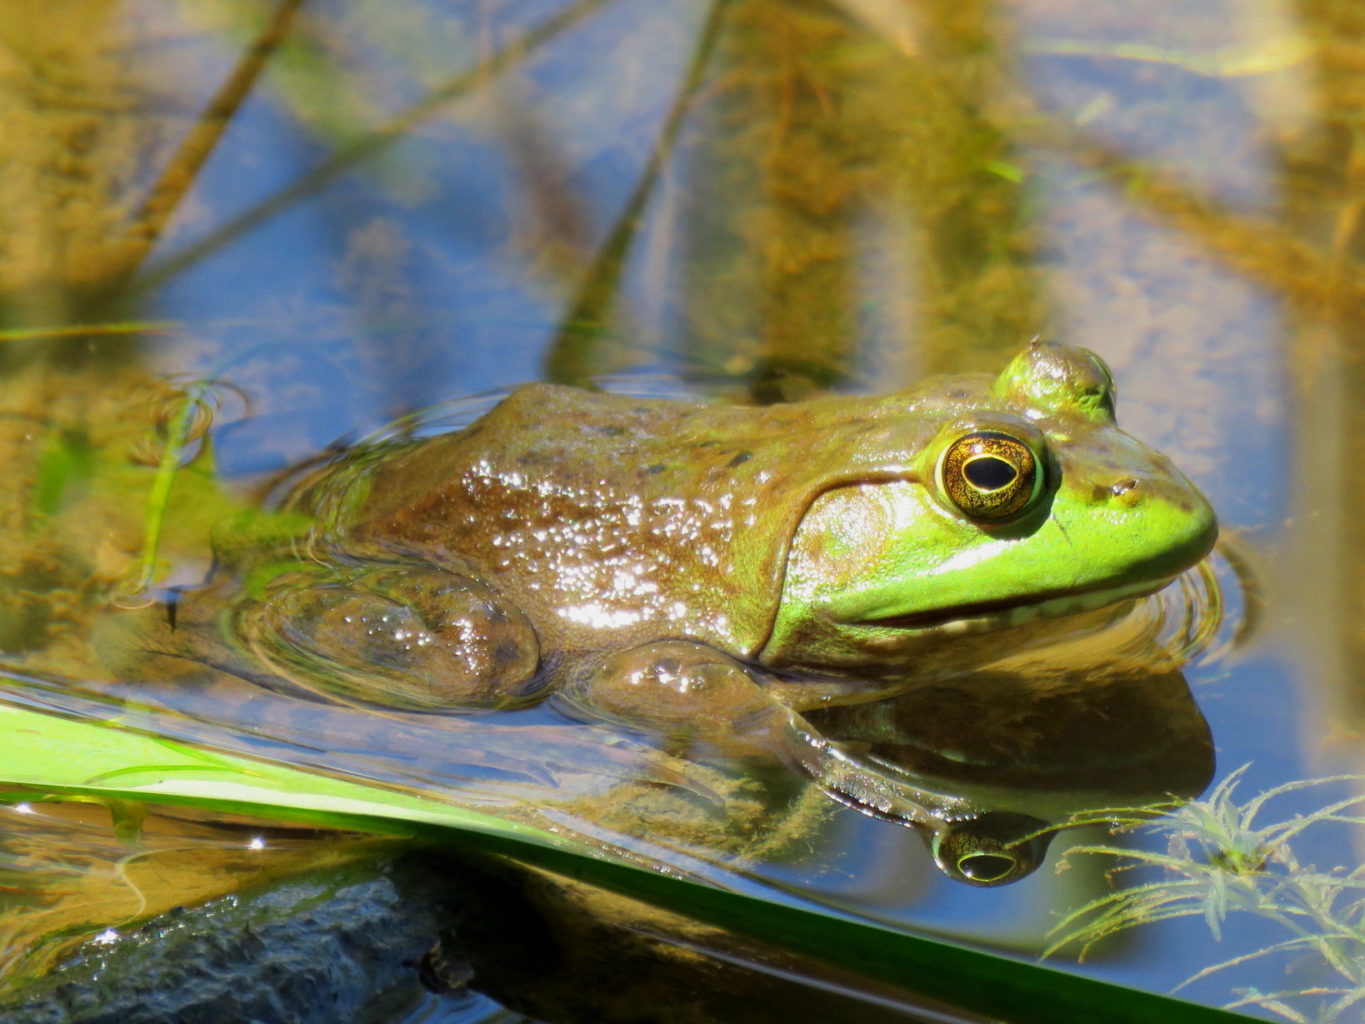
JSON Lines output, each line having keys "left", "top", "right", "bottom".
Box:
{"left": 191, "top": 342, "right": 1217, "bottom": 884}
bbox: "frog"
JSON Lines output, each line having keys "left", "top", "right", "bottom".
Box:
{"left": 183, "top": 341, "right": 1216, "bottom": 883}
{"left": 225, "top": 339, "right": 1214, "bottom": 720}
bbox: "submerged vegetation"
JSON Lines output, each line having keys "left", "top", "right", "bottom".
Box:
{"left": 1048, "top": 766, "right": 1365, "bottom": 1023}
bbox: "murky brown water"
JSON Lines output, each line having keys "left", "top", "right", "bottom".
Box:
{"left": 0, "top": 0, "right": 1362, "bottom": 1020}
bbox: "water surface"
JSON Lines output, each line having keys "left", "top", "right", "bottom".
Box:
{"left": 0, "top": 0, "right": 1360, "bottom": 1019}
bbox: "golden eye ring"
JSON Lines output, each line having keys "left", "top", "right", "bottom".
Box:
{"left": 937, "top": 430, "right": 1042, "bottom": 521}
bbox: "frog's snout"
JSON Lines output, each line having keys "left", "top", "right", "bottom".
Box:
{"left": 1107, "top": 469, "right": 1220, "bottom": 576}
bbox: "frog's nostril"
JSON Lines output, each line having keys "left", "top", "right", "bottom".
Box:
{"left": 1111, "top": 477, "right": 1138, "bottom": 496}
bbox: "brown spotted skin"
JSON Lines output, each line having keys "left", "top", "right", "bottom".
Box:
{"left": 300, "top": 382, "right": 950, "bottom": 661}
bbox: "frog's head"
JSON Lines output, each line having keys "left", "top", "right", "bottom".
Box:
{"left": 760, "top": 341, "right": 1217, "bottom": 675}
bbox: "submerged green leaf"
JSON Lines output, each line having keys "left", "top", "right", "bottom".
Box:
{"left": 0, "top": 703, "right": 555, "bottom": 841}
{"left": 30, "top": 429, "right": 95, "bottom": 521}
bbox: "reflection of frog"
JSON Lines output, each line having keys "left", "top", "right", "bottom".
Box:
{"left": 804, "top": 650, "right": 1216, "bottom": 885}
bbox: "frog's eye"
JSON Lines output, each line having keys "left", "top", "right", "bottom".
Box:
{"left": 938, "top": 430, "right": 1042, "bottom": 521}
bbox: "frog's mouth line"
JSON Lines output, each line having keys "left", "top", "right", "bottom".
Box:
{"left": 860, "top": 576, "right": 1173, "bottom": 633}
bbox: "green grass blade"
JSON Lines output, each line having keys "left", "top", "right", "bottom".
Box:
{"left": 0, "top": 703, "right": 556, "bottom": 843}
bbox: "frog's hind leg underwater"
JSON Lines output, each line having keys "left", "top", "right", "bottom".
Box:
{"left": 238, "top": 562, "right": 544, "bottom": 711}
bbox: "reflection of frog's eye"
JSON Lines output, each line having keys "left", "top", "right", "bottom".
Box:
{"left": 938, "top": 430, "right": 1042, "bottom": 521}
{"left": 931, "top": 813, "right": 1054, "bottom": 887}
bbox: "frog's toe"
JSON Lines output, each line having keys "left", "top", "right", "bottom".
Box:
{"left": 240, "top": 565, "right": 541, "bottom": 711}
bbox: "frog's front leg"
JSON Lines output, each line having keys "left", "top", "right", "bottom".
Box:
{"left": 552, "top": 640, "right": 806, "bottom": 761}
{"left": 239, "top": 563, "right": 542, "bottom": 711}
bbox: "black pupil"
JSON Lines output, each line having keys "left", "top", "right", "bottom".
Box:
{"left": 959, "top": 853, "right": 1016, "bottom": 882}
{"left": 964, "top": 456, "right": 1017, "bottom": 491}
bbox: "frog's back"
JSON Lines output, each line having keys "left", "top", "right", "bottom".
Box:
{"left": 318, "top": 383, "right": 937, "bottom": 657}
